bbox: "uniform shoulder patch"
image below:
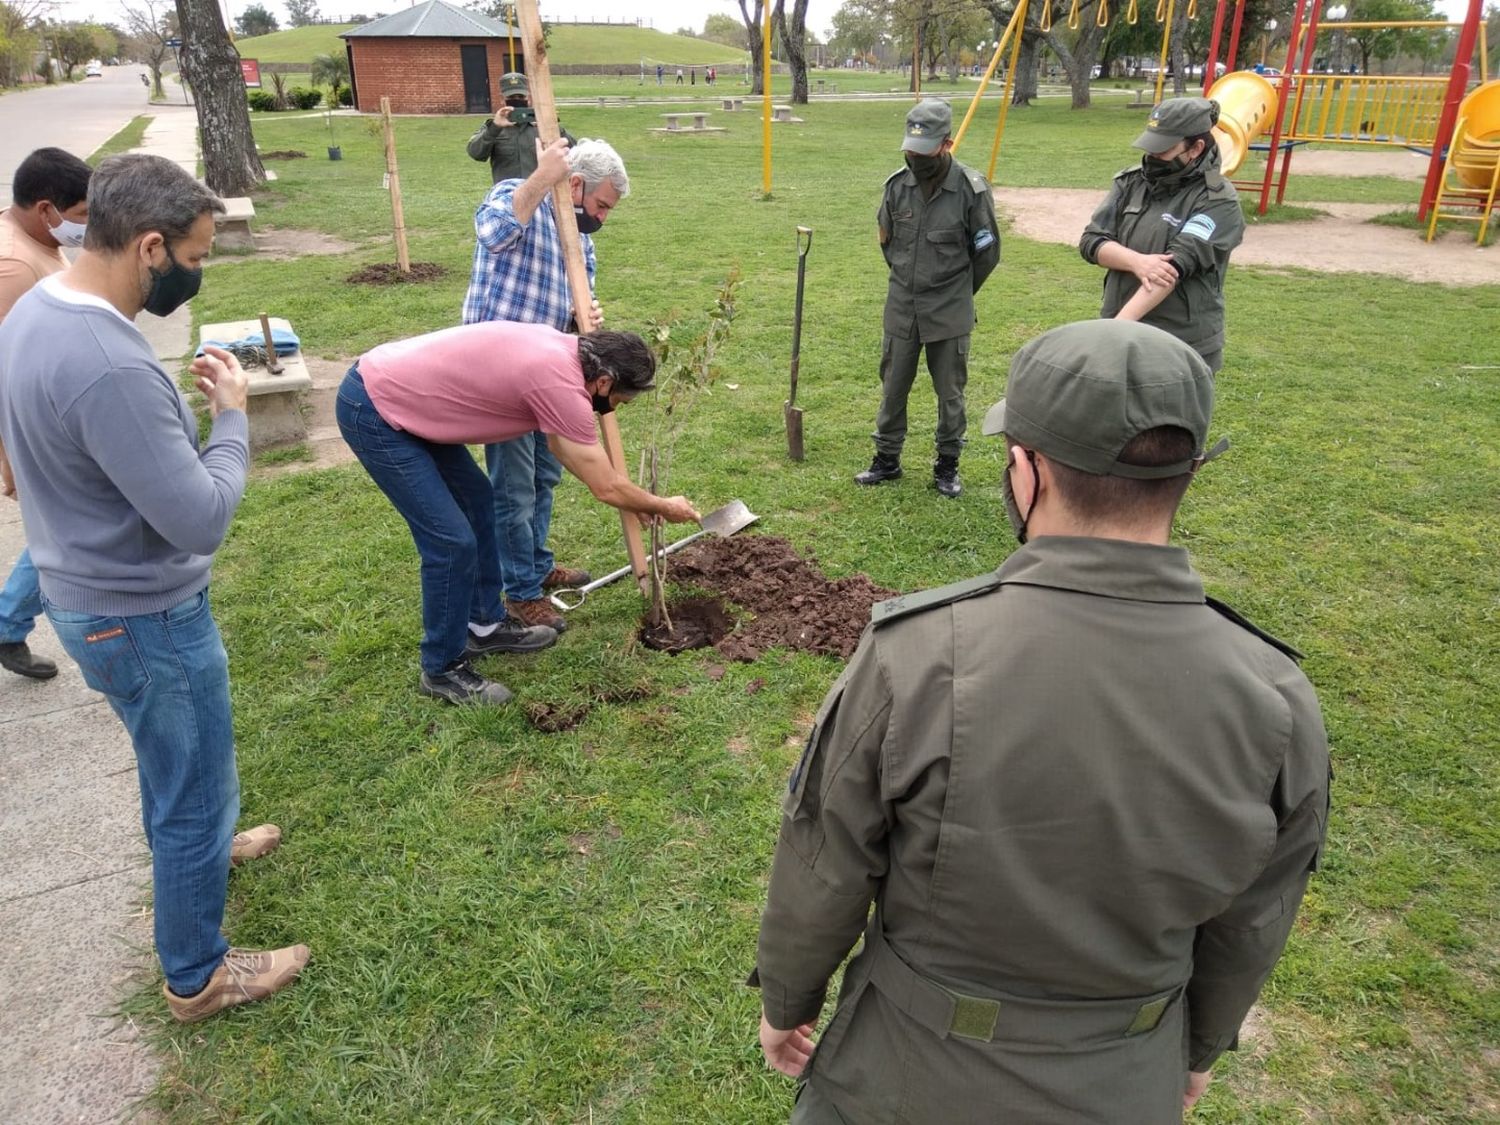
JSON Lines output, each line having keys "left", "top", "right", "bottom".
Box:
{"left": 1205, "top": 596, "right": 1306, "bottom": 662}
{"left": 884, "top": 167, "right": 907, "bottom": 187}
{"left": 872, "top": 572, "right": 1003, "bottom": 628}
{"left": 966, "top": 169, "right": 990, "bottom": 194}
{"left": 1113, "top": 164, "right": 1139, "bottom": 181}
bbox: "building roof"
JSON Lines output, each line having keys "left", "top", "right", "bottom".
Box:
{"left": 340, "top": 0, "right": 515, "bottom": 39}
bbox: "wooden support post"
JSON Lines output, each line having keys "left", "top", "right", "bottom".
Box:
{"left": 762, "top": 1, "right": 773, "bottom": 196}
{"left": 514, "top": 0, "right": 648, "bottom": 596}
{"left": 379, "top": 96, "right": 410, "bottom": 274}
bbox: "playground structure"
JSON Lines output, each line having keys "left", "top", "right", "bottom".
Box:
{"left": 947, "top": 0, "right": 1497, "bottom": 244}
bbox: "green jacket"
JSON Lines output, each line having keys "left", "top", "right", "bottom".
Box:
{"left": 754, "top": 536, "right": 1329, "bottom": 1124}
{"left": 877, "top": 158, "right": 1000, "bottom": 343}
{"left": 466, "top": 118, "right": 576, "bottom": 184}
{"left": 1079, "top": 149, "right": 1244, "bottom": 364}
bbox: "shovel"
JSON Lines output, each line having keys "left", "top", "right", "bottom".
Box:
{"left": 784, "top": 226, "right": 812, "bottom": 461}
{"left": 548, "top": 500, "right": 759, "bottom": 611}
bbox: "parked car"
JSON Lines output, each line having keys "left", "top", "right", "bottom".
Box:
{"left": 85, "top": 62, "right": 102, "bottom": 77}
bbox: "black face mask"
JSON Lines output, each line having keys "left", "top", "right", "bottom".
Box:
{"left": 1003, "top": 450, "right": 1039, "bottom": 544}
{"left": 904, "top": 151, "right": 948, "bottom": 183}
{"left": 591, "top": 392, "right": 614, "bottom": 415}
{"left": 574, "top": 205, "right": 603, "bottom": 235}
{"left": 1142, "top": 149, "right": 1195, "bottom": 182}
{"left": 143, "top": 247, "right": 203, "bottom": 318}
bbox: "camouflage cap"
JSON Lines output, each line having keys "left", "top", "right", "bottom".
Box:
{"left": 982, "top": 320, "right": 1224, "bottom": 479}
{"left": 902, "top": 98, "right": 952, "bottom": 154}
{"left": 499, "top": 72, "right": 529, "bottom": 96}
{"left": 1132, "top": 96, "right": 1219, "bottom": 153}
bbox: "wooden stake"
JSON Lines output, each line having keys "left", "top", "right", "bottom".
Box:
{"left": 379, "top": 96, "right": 411, "bottom": 274}
{"left": 514, "top": 0, "right": 648, "bottom": 596}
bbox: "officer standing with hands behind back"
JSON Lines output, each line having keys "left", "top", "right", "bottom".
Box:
{"left": 467, "top": 72, "right": 575, "bottom": 185}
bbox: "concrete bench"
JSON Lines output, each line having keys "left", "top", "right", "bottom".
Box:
{"left": 198, "top": 316, "right": 311, "bottom": 450}
{"left": 1130, "top": 88, "right": 1154, "bottom": 108}
{"left": 655, "top": 112, "right": 724, "bottom": 134}
{"left": 214, "top": 197, "right": 256, "bottom": 252}
{"left": 596, "top": 96, "right": 627, "bottom": 107}
{"left": 814, "top": 80, "right": 838, "bottom": 94}
{"left": 772, "top": 104, "right": 803, "bottom": 123}
{"left": 721, "top": 97, "right": 744, "bottom": 111}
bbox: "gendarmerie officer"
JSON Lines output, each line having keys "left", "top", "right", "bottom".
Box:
{"left": 466, "top": 72, "right": 576, "bottom": 185}
{"left": 856, "top": 98, "right": 1000, "bottom": 498}
{"left": 1079, "top": 97, "right": 1245, "bottom": 373}
{"left": 754, "top": 319, "right": 1329, "bottom": 1123}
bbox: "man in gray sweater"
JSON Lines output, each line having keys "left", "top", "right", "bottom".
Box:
{"left": 0, "top": 154, "right": 308, "bottom": 1022}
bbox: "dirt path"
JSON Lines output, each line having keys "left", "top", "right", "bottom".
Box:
{"left": 993, "top": 187, "right": 1496, "bottom": 286}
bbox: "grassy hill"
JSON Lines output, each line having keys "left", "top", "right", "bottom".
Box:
{"left": 234, "top": 22, "right": 746, "bottom": 67}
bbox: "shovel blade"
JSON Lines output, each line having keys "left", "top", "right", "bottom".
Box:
{"left": 784, "top": 402, "right": 805, "bottom": 462}
{"left": 700, "top": 499, "right": 759, "bottom": 537}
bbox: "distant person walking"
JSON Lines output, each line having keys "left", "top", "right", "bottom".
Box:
{"left": 676, "top": 67, "right": 684, "bottom": 85}
{"left": 656, "top": 64, "right": 664, "bottom": 85}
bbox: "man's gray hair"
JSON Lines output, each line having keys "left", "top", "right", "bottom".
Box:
{"left": 84, "top": 154, "right": 225, "bottom": 253}
{"left": 567, "top": 139, "right": 629, "bottom": 198}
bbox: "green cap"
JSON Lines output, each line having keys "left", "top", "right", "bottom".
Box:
{"left": 1132, "top": 96, "right": 1219, "bottom": 153}
{"left": 499, "top": 72, "right": 529, "bottom": 96}
{"left": 982, "top": 320, "right": 1224, "bottom": 479}
{"left": 902, "top": 98, "right": 952, "bottom": 154}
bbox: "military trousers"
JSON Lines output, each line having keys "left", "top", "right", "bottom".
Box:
{"left": 789, "top": 1080, "right": 853, "bottom": 1124}
{"left": 873, "top": 333, "right": 969, "bottom": 461}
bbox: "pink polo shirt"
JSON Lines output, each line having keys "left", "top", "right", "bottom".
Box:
{"left": 358, "top": 321, "right": 598, "bottom": 446}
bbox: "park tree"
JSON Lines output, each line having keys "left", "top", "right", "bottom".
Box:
{"left": 829, "top": 0, "right": 889, "bottom": 62}
{"left": 774, "top": 0, "right": 812, "bottom": 102}
{"left": 177, "top": 0, "right": 267, "bottom": 195}
{"left": 235, "top": 3, "right": 279, "bottom": 37}
{"left": 123, "top": 0, "right": 175, "bottom": 99}
{"left": 50, "top": 23, "right": 100, "bottom": 80}
{"left": 1345, "top": 0, "right": 1425, "bottom": 75}
{"left": 736, "top": 0, "right": 769, "bottom": 94}
{"left": 311, "top": 50, "right": 348, "bottom": 90}
{"left": 286, "top": 0, "right": 322, "bottom": 28}
{"left": 702, "top": 12, "right": 745, "bottom": 48}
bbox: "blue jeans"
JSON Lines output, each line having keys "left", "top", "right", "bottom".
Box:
{"left": 485, "top": 432, "right": 562, "bottom": 602}
{"left": 0, "top": 546, "right": 42, "bottom": 643}
{"left": 44, "top": 589, "right": 237, "bottom": 996}
{"left": 336, "top": 368, "right": 505, "bottom": 674}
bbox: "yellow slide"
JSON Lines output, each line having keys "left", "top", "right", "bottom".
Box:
{"left": 1451, "top": 80, "right": 1500, "bottom": 189}
{"left": 1207, "top": 71, "right": 1281, "bottom": 176}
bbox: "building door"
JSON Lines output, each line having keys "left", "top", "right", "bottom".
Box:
{"left": 461, "top": 45, "right": 491, "bottom": 114}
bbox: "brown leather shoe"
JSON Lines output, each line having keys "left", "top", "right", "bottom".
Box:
{"left": 164, "top": 944, "right": 310, "bottom": 1023}
{"left": 229, "top": 824, "right": 282, "bottom": 867}
{"left": 506, "top": 596, "right": 567, "bottom": 633}
{"left": 541, "top": 566, "right": 592, "bottom": 590}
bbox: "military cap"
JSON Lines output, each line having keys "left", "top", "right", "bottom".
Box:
{"left": 499, "top": 72, "right": 529, "bottom": 96}
{"left": 982, "top": 320, "right": 1224, "bottom": 479}
{"left": 902, "top": 99, "right": 952, "bottom": 154}
{"left": 1132, "top": 96, "right": 1220, "bottom": 153}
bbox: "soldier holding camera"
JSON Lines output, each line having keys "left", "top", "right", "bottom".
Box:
{"left": 466, "top": 71, "right": 575, "bottom": 185}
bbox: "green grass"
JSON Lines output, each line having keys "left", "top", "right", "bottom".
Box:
{"left": 134, "top": 94, "right": 1500, "bottom": 1122}
{"left": 88, "top": 115, "right": 152, "bottom": 165}
{"left": 234, "top": 23, "right": 353, "bottom": 64}
{"left": 1240, "top": 200, "right": 1328, "bottom": 223}
{"left": 1369, "top": 206, "right": 1497, "bottom": 248}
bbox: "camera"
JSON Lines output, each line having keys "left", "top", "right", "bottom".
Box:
{"left": 509, "top": 107, "right": 535, "bottom": 125}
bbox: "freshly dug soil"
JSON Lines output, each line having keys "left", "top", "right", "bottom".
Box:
{"left": 667, "top": 534, "right": 896, "bottom": 662}
{"left": 525, "top": 701, "right": 591, "bottom": 733}
{"left": 640, "top": 596, "right": 735, "bottom": 653}
{"left": 346, "top": 262, "right": 448, "bottom": 285}
{"left": 260, "top": 150, "right": 307, "bottom": 159}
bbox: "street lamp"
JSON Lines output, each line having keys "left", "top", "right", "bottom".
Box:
{"left": 1260, "top": 18, "right": 1278, "bottom": 67}
{"left": 1326, "top": 5, "right": 1348, "bottom": 74}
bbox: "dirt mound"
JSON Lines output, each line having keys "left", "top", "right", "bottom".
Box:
{"left": 260, "top": 150, "right": 307, "bottom": 160}
{"left": 668, "top": 534, "right": 896, "bottom": 662}
{"left": 346, "top": 262, "right": 448, "bottom": 285}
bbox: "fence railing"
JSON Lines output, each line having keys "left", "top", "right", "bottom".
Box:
{"left": 1283, "top": 73, "right": 1453, "bottom": 146}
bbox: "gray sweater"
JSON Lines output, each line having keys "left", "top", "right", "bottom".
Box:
{"left": 0, "top": 276, "right": 248, "bottom": 615}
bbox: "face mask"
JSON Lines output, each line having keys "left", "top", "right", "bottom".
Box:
{"left": 1142, "top": 150, "right": 1194, "bottom": 181}
{"left": 574, "top": 204, "right": 603, "bottom": 235}
{"left": 143, "top": 246, "right": 203, "bottom": 318}
{"left": 591, "top": 392, "right": 614, "bottom": 415}
{"left": 1003, "top": 451, "right": 1038, "bottom": 544}
{"left": 904, "top": 152, "right": 947, "bottom": 182}
{"left": 49, "top": 215, "right": 87, "bottom": 248}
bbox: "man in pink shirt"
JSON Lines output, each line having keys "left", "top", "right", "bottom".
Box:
{"left": 338, "top": 324, "right": 700, "bottom": 705}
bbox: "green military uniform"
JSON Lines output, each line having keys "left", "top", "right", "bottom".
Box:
{"left": 873, "top": 100, "right": 1000, "bottom": 466}
{"left": 466, "top": 72, "right": 575, "bottom": 184}
{"left": 1079, "top": 98, "right": 1244, "bottom": 373}
{"left": 755, "top": 321, "right": 1329, "bottom": 1124}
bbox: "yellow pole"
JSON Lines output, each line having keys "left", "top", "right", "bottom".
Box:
{"left": 1154, "top": 0, "right": 1176, "bottom": 106}
{"left": 989, "top": 0, "right": 1031, "bottom": 181}
{"left": 953, "top": 5, "right": 1025, "bottom": 151}
{"left": 762, "top": 2, "right": 772, "bottom": 196}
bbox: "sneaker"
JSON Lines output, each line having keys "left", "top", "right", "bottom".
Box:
{"left": 541, "top": 566, "right": 592, "bottom": 590}
{"left": 854, "top": 454, "right": 902, "bottom": 486}
{"left": 230, "top": 824, "right": 282, "bottom": 868}
{"left": 934, "top": 456, "right": 962, "bottom": 499}
{"left": 466, "top": 619, "right": 557, "bottom": 657}
{"left": 506, "top": 596, "right": 567, "bottom": 634}
{"left": 0, "top": 641, "right": 58, "bottom": 680}
{"left": 163, "top": 944, "right": 310, "bottom": 1023}
{"left": 419, "top": 658, "right": 514, "bottom": 705}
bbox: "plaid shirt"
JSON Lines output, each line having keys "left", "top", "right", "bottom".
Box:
{"left": 462, "top": 179, "right": 596, "bottom": 330}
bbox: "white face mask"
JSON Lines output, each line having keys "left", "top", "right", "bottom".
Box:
{"left": 49, "top": 215, "right": 87, "bottom": 248}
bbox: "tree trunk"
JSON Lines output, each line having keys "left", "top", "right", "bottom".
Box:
{"left": 1012, "top": 28, "right": 1042, "bottom": 106}
{"left": 1170, "top": 2, "right": 1188, "bottom": 96}
{"left": 176, "top": 0, "right": 264, "bottom": 195}
{"left": 738, "top": 0, "right": 766, "bottom": 95}
{"left": 774, "top": 0, "right": 809, "bottom": 105}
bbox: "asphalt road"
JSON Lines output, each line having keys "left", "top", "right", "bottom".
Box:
{"left": 0, "top": 64, "right": 166, "bottom": 205}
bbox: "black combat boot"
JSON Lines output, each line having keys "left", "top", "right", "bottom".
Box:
{"left": 854, "top": 453, "right": 902, "bottom": 486}
{"left": 933, "top": 455, "right": 962, "bottom": 498}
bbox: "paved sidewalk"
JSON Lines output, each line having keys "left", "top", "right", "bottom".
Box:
{"left": 0, "top": 106, "right": 201, "bottom": 1125}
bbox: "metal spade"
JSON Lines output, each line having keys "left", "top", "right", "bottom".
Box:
{"left": 784, "top": 226, "right": 812, "bottom": 461}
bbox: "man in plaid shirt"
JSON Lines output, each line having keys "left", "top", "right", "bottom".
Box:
{"left": 463, "top": 136, "right": 628, "bottom": 631}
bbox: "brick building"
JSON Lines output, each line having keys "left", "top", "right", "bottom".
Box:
{"left": 342, "top": 0, "right": 522, "bottom": 115}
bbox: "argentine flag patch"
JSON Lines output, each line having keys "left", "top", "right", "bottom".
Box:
{"left": 974, "top": 229, "right": 996, "bottom": 251}
{"left": 1181, "top": 214, "right": 1217, "bottom": 241}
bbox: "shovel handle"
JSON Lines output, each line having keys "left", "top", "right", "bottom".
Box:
{"left": 796, "top": 226, "right": 813, "bottom": 257}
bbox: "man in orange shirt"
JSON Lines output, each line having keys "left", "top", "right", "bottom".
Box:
{"left": 0, "top": 147, "right": 92, "bottom": 680}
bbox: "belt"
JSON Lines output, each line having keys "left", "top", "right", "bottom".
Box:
{"left": 864, "top": 926, "right": 1183, "bottom": 1045}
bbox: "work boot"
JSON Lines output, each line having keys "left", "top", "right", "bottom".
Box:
{"left": 419, "top": 658, "right": 513, "bottom": 706}
{"left": 230, "top": 824, "right": 281, "bottom": 867}
{"left": 466, "top": 618, "right": 557, "bottom": 658}
{"left": 505, "top": 596, "right": 567, "bottom": 634}
{"left": 933, "top": 456, "right": 962, "bottom": 498}
{"left": 0, "top": 641, "right": 58, "bottom": 680}
{"left": 164, "top": 944, "right": 310, "bottom": 1023}
{"left": 541, "top": 566, "right": 592, "bottom": 590}
{"left": 854, "top": 454, "right": 902, "bottom": 486}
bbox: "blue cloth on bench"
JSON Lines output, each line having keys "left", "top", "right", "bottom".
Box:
{"left": 195, "top": 326, "right": 301, "bottom": 358}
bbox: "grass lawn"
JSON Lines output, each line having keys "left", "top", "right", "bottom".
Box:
{"left": 135, "top": 94, "right": 1499, "bottom": 1122}
{"left": 88, "top": 114, "right": 153, "bottom": 165}
{"left": 234, "top": 23, "right": 354, "bottom": 64}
